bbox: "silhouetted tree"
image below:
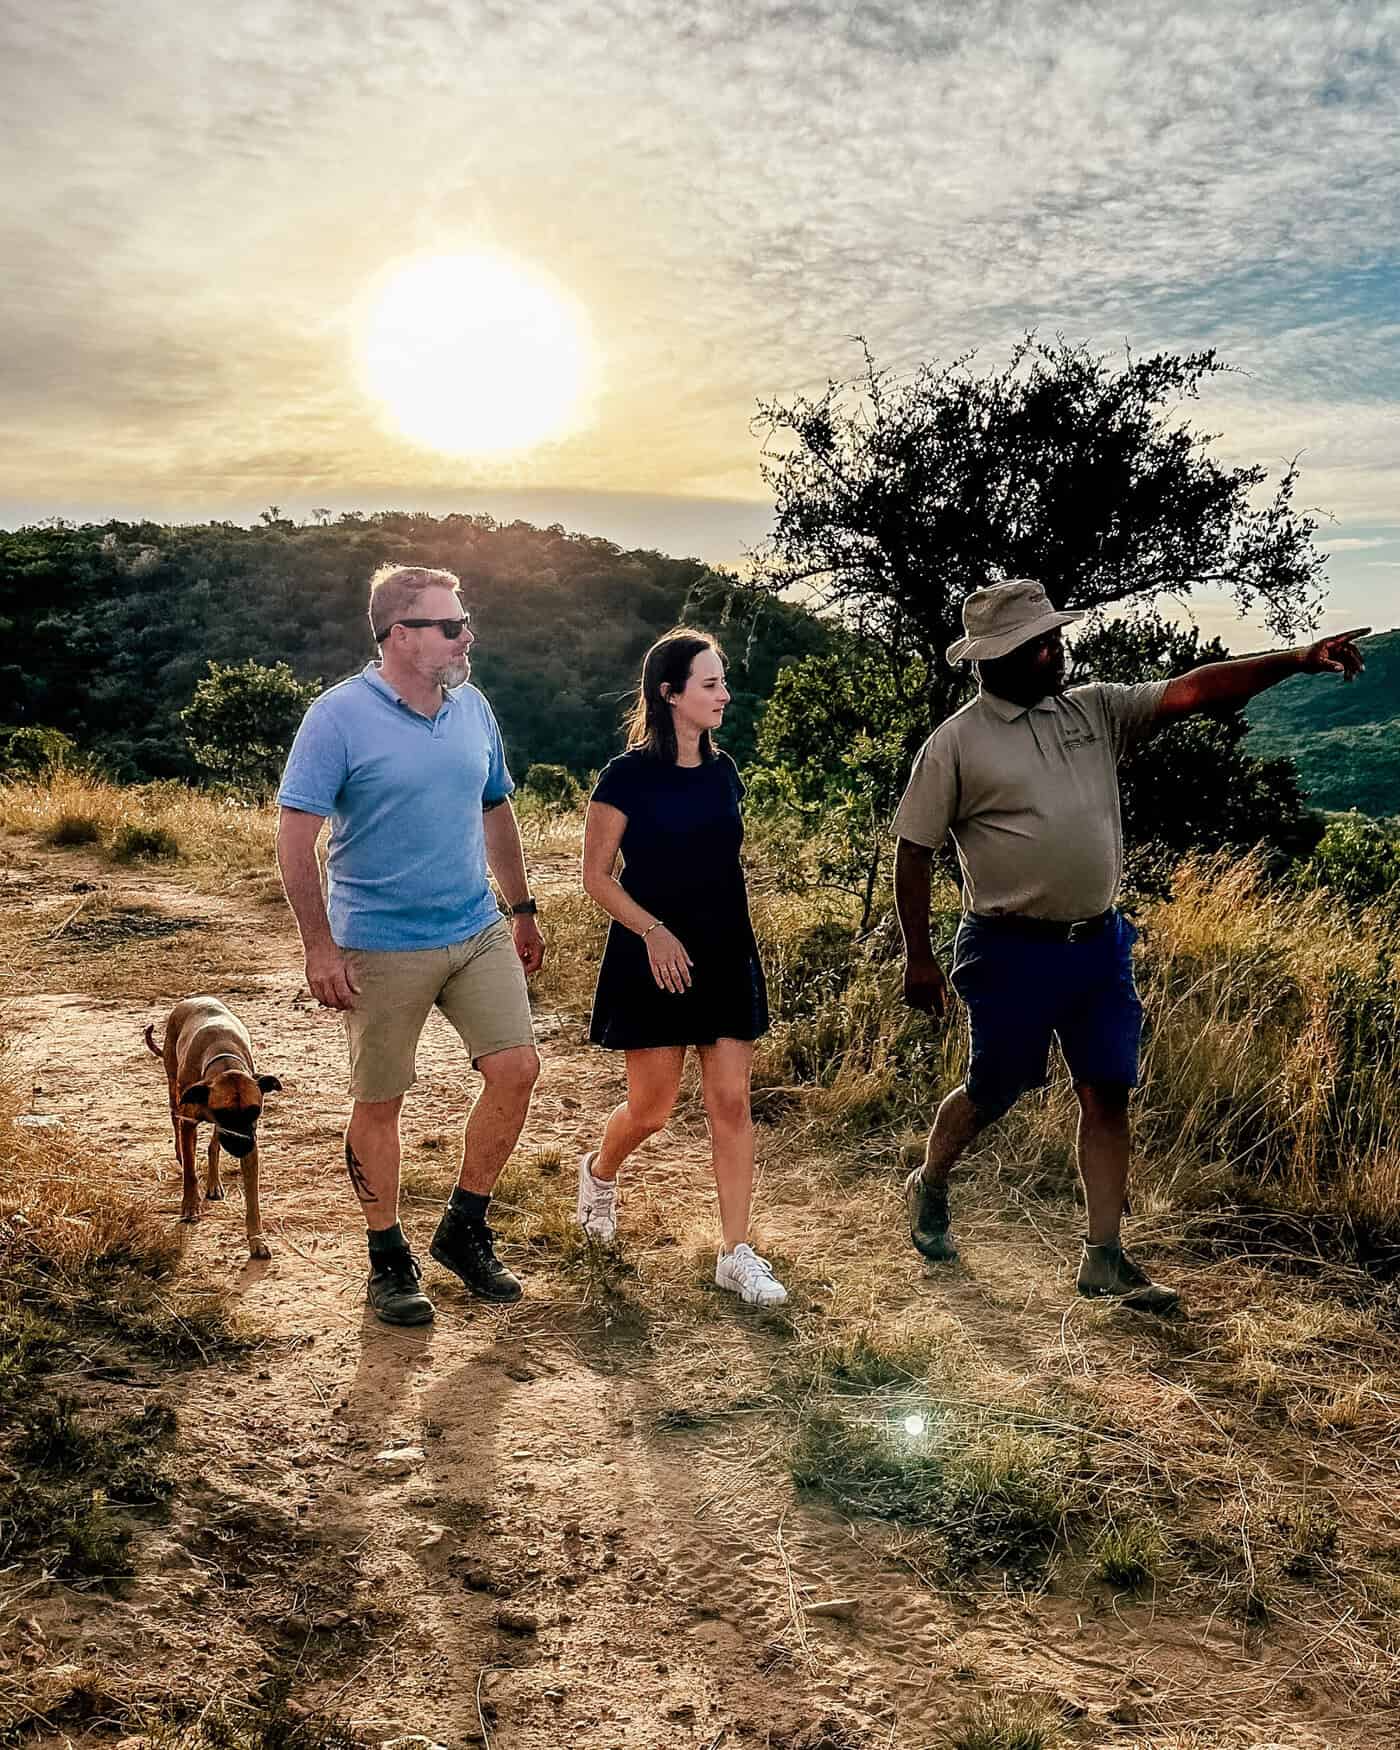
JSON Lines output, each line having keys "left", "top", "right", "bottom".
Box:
{"left": 751, "top": 335, "right": 1328, "bottom": 749}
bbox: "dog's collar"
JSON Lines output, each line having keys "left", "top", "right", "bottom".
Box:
{"left": 203, "top": 1051, "right": 249, "bottom": 1072}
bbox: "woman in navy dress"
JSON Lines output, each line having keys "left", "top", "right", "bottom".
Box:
{"left": 577, "top": 629, "right": 785, "bottom": 1306}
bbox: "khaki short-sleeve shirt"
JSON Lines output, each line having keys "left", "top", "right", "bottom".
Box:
{"left": 892, "top": 681, "right": 1168, "bottom": 921}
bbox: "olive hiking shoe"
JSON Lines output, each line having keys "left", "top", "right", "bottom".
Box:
{"left": 366, "top": 1244, "right": 435, "bottom": 1326}
{"left": 429, "top": 1207, "right": 523, "bottom": 1304}
{"left": 904, "top": 1169, "right": 958, "bottom": 1262}
{"left": 1077, "top": 1240, "right": 1180, "bottom": 1316}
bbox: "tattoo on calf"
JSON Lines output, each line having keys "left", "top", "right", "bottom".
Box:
{"left": 344, "top": 1139, "right": 377, "bottom": 1203}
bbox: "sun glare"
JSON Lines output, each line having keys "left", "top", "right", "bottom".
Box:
{"left": 358, "top": 252, "right": 593, "bottom": 457}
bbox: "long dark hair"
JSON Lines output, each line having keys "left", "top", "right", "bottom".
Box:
{"left": 623, "top": 628, "right": 725, "bottom": 763}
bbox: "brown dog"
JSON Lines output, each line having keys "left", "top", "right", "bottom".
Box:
{"left": 145, "top": 997, "right": 282, "bottom": 1260}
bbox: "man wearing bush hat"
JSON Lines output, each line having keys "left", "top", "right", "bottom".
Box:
{"left": 893, "top": 577, "right": 1368, "bottom": 1313}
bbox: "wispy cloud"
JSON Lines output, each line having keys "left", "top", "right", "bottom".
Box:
{"left": 3, "top": 0, "right": 1399, "bottom": 627}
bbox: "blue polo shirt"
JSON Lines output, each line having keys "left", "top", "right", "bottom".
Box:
{"left": 277, "top": 663, "right": 514, "bottom": 951}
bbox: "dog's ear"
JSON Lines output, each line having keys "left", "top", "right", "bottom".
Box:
{"left": 257, "top": 1075, "right": 283, "bottom": 1095}
{"left": 176, "top": 1082, "right": 211, "bottom": 1116}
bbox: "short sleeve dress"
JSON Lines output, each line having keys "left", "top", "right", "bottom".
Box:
{"left": 587, "top": 748, "right": 770, "bottom": 1050}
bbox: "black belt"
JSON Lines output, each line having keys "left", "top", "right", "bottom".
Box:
{"left": 967, "top": 908, "right": 1115, "bottom": 943}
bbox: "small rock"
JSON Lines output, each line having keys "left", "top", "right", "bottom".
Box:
{"left": 1108, "top": 1699, "right": 1141, "bottom": 1726}
{"left": 417, "top": 1526, "right": 448, "bottom": 1548}
{"left": 15, "top": 1115, "right": 61, "bottom": 1130}
{"left": 495, "top": 1606, "right": 538, "bottom": 1635}
{"left": 374, "top": 1444, "right": 426, "bottom": 1477}
{"left": 664, "top": 1702, "right": 696, "bottom": 1723}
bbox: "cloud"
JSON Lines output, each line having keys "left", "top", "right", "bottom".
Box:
{"left": 3, "top": 0, "right": 1400, "bottom": 607}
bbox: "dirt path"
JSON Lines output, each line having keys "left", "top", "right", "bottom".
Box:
{"left": 3, "top": 843, "right": 1397, "bottom": 1750}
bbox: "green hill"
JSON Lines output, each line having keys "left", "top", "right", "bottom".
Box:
{"left": 1245, "top": 629, "right": 1400, "bottom": 818}
{"left": 0, "top": 515, "right": 832, "bottom": 781}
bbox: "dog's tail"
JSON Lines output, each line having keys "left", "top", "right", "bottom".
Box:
{"left": 143, "top": 1023, "right": 163, "bottom": 1057}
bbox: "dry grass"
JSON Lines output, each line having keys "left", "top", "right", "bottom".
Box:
{"left": 1, "top": 773, "right": 280, "bottom": 903}
{"left": 0, "top": 1036, "right": 245, "bottom": 1588}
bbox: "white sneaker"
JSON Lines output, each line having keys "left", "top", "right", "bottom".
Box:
{"left": 575, "top": 1151, "right": 619, "bottom": 1241}
{"left": 715, "top": 1242, "right": 788, "bottom": 1306}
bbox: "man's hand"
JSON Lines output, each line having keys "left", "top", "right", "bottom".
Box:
{"left": 513, "top": 914, "right": 546, "bottom": 976}
{"left": 306, "top": 945, "right": 359, "bottom": 1011}
{"left": 903, "top": 955, "right": 950, "bottom": 1020}
{"left": 1299, "top": 628, "right": 1369, "bottom": 680}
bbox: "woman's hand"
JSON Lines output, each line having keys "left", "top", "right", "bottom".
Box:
{"left": 644, "top": 924, "right": 693, "bottom": 993}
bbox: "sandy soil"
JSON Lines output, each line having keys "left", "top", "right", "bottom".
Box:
{"left": 2, "top": 842, "right": 1396, "bottom": 1750}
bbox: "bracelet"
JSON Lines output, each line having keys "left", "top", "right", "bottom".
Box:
{"left": 641, "top": 920, "right": 661, "bottom": 938}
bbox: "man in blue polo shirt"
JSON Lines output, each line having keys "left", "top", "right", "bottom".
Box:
{"left": 277, "top": 564, "right": 546, "bottom": 1326}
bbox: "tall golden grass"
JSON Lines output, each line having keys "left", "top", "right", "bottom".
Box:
{"left": 0, "top": 771, "right": 276, "bottom": 885}
{"left": 752, "top": 853, "right": 1400, "bottom": 1240}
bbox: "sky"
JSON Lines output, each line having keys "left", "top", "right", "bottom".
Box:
{"left": 4, "top": 0, "right": 1399, "bottom": 646}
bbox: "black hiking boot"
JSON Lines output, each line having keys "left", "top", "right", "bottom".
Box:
{"left": 366, "top": 1244, "right": 435, "bottom": 1326}
{"left": 429, "top": 1207, "right": 523, "bottom": 1304}
{"left": 904, "top": 1169, "right": 958, "bottom": 1263}
{"left": 1077, "top": 1240, "right": 1180, "bottom": 1316}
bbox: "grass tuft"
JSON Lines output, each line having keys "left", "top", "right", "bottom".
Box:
{"left": 952, "top": 1692, "right": 1065, "bottom": 1750}
{"left": 791, "top": 1405, "right": 1083, "bottom": 1578}
{"left": 1091, "top": 1518, "right": 1165, "bottom": 1589}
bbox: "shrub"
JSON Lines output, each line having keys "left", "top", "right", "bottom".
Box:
{"left": 1309, "top": 812, "right": 1400, "bottom": 906}
{"left": 46, "top": 812, "right": 103, "bottom": 847}
{"left": 0, "top": 725, "right": 76, "bottom": 778}
{"left": 111, "top": 821, "right": 181, "bottom": 863}
{"left": 522, "top": 762, "right": 582, "bottom": 808}
{"left": 181, "top": 659, "right": 320, "bottom": 798}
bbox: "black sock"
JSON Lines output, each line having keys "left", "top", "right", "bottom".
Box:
{"left": 449, "top": 1187, "right": 490, "bottom": 1223}
{"left": 367, "top": 1222, "right": 406, "bottom": 1257}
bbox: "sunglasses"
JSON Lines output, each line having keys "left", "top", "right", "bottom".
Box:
{"left": 374, "top": 613, "right": 471, "bottom": 641}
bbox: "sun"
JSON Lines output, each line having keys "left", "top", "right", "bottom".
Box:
{"left": 358, "top": 252, "right": 593, "bottom": 457}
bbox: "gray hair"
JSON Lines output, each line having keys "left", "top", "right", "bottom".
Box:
{"left": 368, "top": 565, "right": 462, "bottom": 643}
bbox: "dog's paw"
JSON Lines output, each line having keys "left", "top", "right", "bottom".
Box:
{"left": 179, "top": 1208, "right": 202, "bottom": 1225}
{"left": 204, "top": 1186, "right": 226, "bottom": 1201}
{"left": 249, "top": 1239, "right": 272, "bottom": 1261}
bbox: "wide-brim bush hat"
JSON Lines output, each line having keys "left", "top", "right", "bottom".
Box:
{"left": 946, "top": 578, "right": 1083, "bottom": 664}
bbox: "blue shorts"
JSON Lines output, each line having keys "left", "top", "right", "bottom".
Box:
{"left": 949, "top": 910, "right": 1143, "bottom": 1123}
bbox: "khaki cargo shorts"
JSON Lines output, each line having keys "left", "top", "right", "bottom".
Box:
{"left": 342, "top": 916, "right": 534, "bottom": 1102}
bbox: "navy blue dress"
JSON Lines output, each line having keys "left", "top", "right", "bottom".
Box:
{"left": 587, "top": 749, "right": 770, "bottom": 1050}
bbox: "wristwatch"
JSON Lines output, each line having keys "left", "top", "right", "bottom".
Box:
{"left": 510, "top": 897, "right": 538, "bottom": 916}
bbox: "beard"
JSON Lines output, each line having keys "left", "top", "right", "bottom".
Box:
{"left": 435, "top": 654, "right": 470, "bottom": 689}
{"left": 979, "top": 649, "right": 1065, "bottom": 706}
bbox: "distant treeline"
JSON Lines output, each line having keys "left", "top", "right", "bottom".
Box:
{"left": 0, "top": 514, "right": 831, "bottom": 781}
